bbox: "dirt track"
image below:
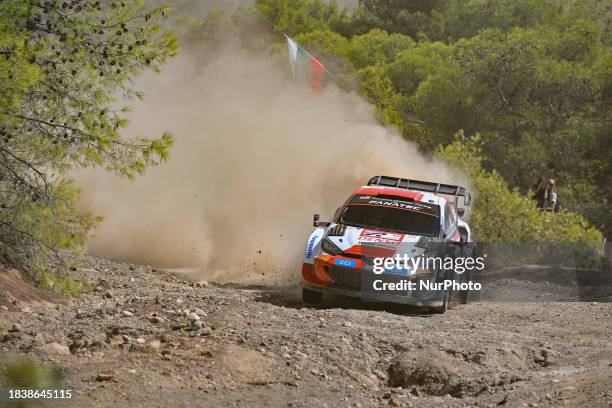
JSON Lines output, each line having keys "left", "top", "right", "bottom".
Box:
{"left": 1, "top": 257, "right": 612, "bottom": 408}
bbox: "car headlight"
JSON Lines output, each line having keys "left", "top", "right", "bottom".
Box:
{"left": 321, "top": 238, "right": 342, "bottom": 255}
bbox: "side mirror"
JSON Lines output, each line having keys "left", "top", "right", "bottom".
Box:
{"left": 457, "top": 208, "right": 465, "bottom": 217}
{"left": 313, "top": 213, "right": 331, "bottom": 227}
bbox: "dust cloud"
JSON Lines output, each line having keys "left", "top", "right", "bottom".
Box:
{"left": 77, "top": 43, "right": 467, "bottom": 285}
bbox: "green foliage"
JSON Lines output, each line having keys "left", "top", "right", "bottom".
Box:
{"left": 1, "top": 0, "right": 178, "bottom": 177}
{"left": 0, "top": 1, "right": 177, "bottom": 283}
{"left": 255, "top": 0, "right": 349, "bottom": 37}
{"left": 349, "top": 0, "right": 447, "bottom": 39}
{"left": 443, "top": 0, "right": 565, "bottom": 41}
{"left": 359, "top": 65, "right": 405, "bottom": 128}
{"left": 346, "top": 29, "right": 414, "bottom": 69}
{"left": 39, "top": 271, "right": 86, "bottom": 297}
{"left": 1, "top": 354, "right": 64, "bottom": 393}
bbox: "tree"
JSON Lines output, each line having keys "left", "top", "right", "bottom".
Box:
{"left": 349, "top": 0, "right": 447, "bottom": 39}
{"left": 254, "top": 0, "right": 349, "bottom": 37}
{"left": 368, "top": 24, "right": 610, "bottom": 236}
{"left": 346, "top": 28, "right": 414, "bottom": 69}
{"left": 0, "top": 0, "right": 177, "bottom": 287}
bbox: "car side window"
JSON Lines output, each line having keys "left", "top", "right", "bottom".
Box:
{"left": 334, "top": 207, "right": 341, "bottom": 221}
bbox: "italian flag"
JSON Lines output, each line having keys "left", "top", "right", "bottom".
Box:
{"left": 286, "top": 35, "right": 326, "bottom": 91}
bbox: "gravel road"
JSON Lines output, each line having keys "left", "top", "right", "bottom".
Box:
{"left": 1, "top": 257, "right": 611, "bottom": 408}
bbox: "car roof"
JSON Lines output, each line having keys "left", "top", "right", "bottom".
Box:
{"left": 353, "top": 186, "right": 447, "bottom": 206}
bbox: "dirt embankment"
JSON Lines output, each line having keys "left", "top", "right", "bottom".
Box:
{"left": 1, "top": 258, "right": 612, "bottom": 407}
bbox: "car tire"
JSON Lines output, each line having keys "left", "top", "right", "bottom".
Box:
{"left": 455, "top": 269, "right": 472, "bottom": 304}
{"left": 455, "top": 245, "right": 476, "bottom": 304}
{"left": 302, "top": 288, "right": 323, "bottom": 304}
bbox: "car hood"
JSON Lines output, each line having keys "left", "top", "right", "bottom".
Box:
{"left": 325, "top": 224, "right": 432, "bottom": 257}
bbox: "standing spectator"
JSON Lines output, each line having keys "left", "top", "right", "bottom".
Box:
{"left": 533, "top": 179, "right": 559, "bottom": 212}
{"left": 532, "top": 178, "right": 547, "bottom": 209}
{"left": 545, "top": 179, "right": 559, "bottom": 212}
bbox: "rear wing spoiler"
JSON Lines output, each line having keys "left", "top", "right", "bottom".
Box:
{"left": 367, "top": 175, "right": 472, "bottom": 208}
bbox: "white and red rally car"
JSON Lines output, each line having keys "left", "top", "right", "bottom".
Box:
{"left": 301, "top": 176, "right": 473, "bottom": 313}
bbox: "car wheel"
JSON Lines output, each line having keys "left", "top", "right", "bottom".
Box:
{"left": 455, "top": 269, "right": 472, "bottom": 304}
{"left": 302, "top": 288, "right": 323, "bottom": 304}
{"left": 455, "top": 246, "right": 476, "bottom": 304}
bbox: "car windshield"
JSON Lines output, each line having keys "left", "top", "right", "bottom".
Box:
{"left": 340, "top": 204, "right": 439, "bottom": 237}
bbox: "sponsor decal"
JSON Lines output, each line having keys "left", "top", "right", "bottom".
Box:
{"left": 305, "top": 235, "right": 317, "bottom": 260}
{"left": 367, "top": 199, "right": 418, "bottom": 210}
{"left": 334, "top": 258, "right": 357, "bottom": 268}
{"left": 361, "top": 241, "right": 400, "bottom": 250}
{"left": 383, "top": 265, "right": 412, "bottom": 277}
{"left": 349, "top": 195, "right": 438, "bottom": 216}
{"left": 359, "top": 229, "right": 404, "bottom": 243}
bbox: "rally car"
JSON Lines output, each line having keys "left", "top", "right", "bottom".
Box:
{"left": 301, "top": 175, "right": 474, "bottom": 313}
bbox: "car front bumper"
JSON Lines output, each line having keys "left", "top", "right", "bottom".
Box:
{"left": 303, "top": 283, "right": 445, "bottom": 307}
